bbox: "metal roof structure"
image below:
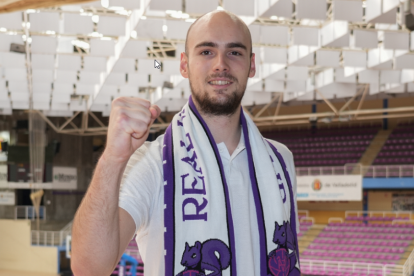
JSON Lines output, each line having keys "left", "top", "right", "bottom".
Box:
{"left": 0, "top": 0, "right": 413, "bottom": 135}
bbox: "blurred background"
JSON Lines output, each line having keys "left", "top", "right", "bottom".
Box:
{"left": 0, "top": 0, "right": 414, "bottom": 275}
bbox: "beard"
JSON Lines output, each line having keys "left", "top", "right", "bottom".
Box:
{"left": 189, "top": 72, "right": 246, "bottom": 117}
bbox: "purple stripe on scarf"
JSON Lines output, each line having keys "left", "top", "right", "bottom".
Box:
{"left": 266, "top": 140, "right": 300, "bottom": 267}
{"left": 163, "top": 124, "right": 175, "bottom": 275}
{"left": 188, "top": 96, "right": 238, "bottom": 276}
{"left": 240, "top": 112, "right": 269, "bottom": 275}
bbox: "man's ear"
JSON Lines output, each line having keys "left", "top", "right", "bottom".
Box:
{"left": 180, "top": 52, "right": 189, "bottom": 79}
{"left": 249, "top": 52, "right": 256, "bottom": 78}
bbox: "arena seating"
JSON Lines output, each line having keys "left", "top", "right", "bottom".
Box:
{"left": 263, "top": 124, "right": 381, "bottom": 167}
{"left": 373, "top": 122, "right": 414, "bottom": 165}
{"left": 301, "top": 222, "right": 414, "bottom": 275}
{"left": 298, "top": 214, "right": 315, "bottom": 238}
{"left": 345, "top": 216, "right": 411, "bottom": 222}
{"left": 111, "top": 240, "right": 143, "bottom": 276}
{"left": 298, "top": 221, "right": 314, "bottom": 238}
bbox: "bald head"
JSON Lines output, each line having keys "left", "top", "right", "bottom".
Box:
{"left": 184, "top": 10, "right": 252, "bottom": 57}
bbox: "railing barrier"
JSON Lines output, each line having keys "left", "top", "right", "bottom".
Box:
{"left": 296, "top": 164, "right": 414, "bottom": 178}
{"left": 300, "top": 216, "right": 315, "bottom": 224}
{"left": 345, "top": 210, "right": 412, "bottom": 221}
{"left": 301, "top": 259, "right": 405, "bottom": 276}
{"left": 328, "top": 217, "right": 344, "bottom": 223}
{"left": 298, "top": 210, "right": 309, "bottom": 218}
{"left": 14, "top": 206, "right": 46, "bottom": 221}
{"left": 31, "top": 220, "right": 73, "bottom": 246}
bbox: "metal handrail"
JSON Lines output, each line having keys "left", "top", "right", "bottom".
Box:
{"left": 296, "top": 164, "right": 414, "bottom": 178}
{"left": 31, "top": 220, "right": 73, "bottom": 246}
{"left": 300, "top": 216, "right": 315, "bottom": 224}
{"left": 345, "top": 210, "right": 412, "bottom": 219}
{"left": 301, "top": 259, "right": 404, "bottom": 276}
{"left": 298, "top": 210, "right": 309, "bottom": 218}
{"left": 14, "top": 205, "right": 46, "bottom": 221}
{"left": 405, "top": 247, "right": 414, "bottom": 276}
{"left": 328, "top": 217, "right": 344, "bottom": 223}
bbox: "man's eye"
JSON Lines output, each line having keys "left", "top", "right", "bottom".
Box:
{"left": 231, "top": 51, "right": 241, "bottom": 56}
{"left": 201, "top": 51, "right": 211, "bottom": 55}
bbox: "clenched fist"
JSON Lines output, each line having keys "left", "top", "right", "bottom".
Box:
{"left": 103, "top": 97, "right": 161, "bottom": 164}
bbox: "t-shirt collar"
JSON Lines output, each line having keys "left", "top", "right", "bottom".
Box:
{"left": 216, "top": 128, "right": 246, "bottom": 159}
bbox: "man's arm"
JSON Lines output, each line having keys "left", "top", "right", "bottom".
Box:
{"left": 71, "top": 97, "right": 161, "bottom": 276}
{"left": 71, "top": 156, "right": 135, "bottom": 276}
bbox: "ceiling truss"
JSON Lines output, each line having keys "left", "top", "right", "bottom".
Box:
{"left": 35, "top": 98, "right": 414, "bottom": 136}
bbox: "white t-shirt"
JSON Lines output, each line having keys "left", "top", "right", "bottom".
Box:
{"left": 119, "top": 132, "right": 298, "bottom": 276}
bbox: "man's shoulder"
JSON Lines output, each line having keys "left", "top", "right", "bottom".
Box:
{"left": 265, "top": 138, "right": 293, "bottom": 158}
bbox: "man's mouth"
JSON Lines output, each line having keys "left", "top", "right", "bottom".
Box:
{"left": 208, "top": 80, "right": 233, "bottom": 88}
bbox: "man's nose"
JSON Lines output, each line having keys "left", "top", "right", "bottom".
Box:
{"left": 213, "top": 52, "right": 229, "bottom": 72}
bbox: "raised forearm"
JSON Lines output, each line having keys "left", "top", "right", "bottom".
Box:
{"left": 71, "top": 154, "right": 127, "bottom": 276}
{"left": 71, "top": 97, "right": 161, "bottom": 276}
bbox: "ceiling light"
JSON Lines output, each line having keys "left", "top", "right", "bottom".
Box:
{"left": 217, "top": 6, "right": 224, "bottom": 10}
{"left": 162, "top": 25, "right": 168, "bottom": 32}
{"left": 22, "top": 22, "right": 30, "bottom": 29}
{"left": 92, "top": 15, "right": 99, "bottom": 23}
{"left": 109, "top": 6, "right": 124, "bottom": 10}
{"left": 320, "top": 117, "right": 332, "bottom": 123}
{"left": 131, "top": 30, "right": 137, "bottom": 38}
{"left": 89, "top": 32, "right": 103, "bottom": 37}
{"left": 170, "top": 11, "right": 183, "bottom": 18}
{"left": 101, "top": 0, "right": 109, "bottom": 8}
{"left": 26, "top": 9, "right": 36, "bottom": 13}
{"left": 27, "top": 37, "right": 32, "bottom": 44}
{"left": 45, "top": 30, "right": 55, "bottom": 35}
{"left": 339, "top": 116, "right": 350, "bottom": 122}
{"left": 71, "top": 40, "right": 90, "bottom": 49}
{"left": 141, "top": 16, "right": 147, "bottom": 20}
{"left": 115, "top": 10, "right": 129, "bottom": 15}
{"left": 0, "top": 27, "right": 6, "bottom": 32}
{"left": 270, "top": 16, "right": 278, "bottom": 20}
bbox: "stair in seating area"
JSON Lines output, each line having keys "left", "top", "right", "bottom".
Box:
{"left": 298, "top": 224, "right": 325, "bottom": 255}
{"left": 399, "top": 238, "right": 414, "bottom": 265}
{"left": 354, "top": 128, "right": 394, "bottom": 175}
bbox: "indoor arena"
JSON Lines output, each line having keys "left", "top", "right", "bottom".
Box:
{"left": 0, "top": 0, "right": 414, "bottom": 275}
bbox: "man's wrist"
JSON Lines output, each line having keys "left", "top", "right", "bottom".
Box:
{"left": 99, "top": 151, "right": 129, "bottom": 170}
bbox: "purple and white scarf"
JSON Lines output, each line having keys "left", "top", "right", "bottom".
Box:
{"left": 163, "top": 96, "right": 300, "bottom": 276}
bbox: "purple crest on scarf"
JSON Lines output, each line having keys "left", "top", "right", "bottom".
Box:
{"left": 268, "top": 248, "right": 290, "bottom": 276}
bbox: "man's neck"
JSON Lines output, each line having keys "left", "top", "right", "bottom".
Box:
{"left": 198, "top": 108, "right": 242, "bottom": 156}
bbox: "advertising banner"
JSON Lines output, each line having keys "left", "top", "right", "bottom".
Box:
{"left": 0, "top": 191, "right": 15, "bottom": 205}
{"left": 3, "top": 166, "right": 77, "bottom": 190}
{"left": 0, "top": 165, "right": 7, "bottom": 188}
{"left": 52, "top": 167, "right": 77, "bottom": 190}
{"left": 296, "top": 175, "right": 362, "bottom": 201}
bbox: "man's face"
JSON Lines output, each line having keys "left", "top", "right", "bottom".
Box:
{"left": 180, "top": 13, "right": 256, "bottom": 116}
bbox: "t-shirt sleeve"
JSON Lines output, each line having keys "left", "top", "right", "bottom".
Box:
{"left": 118, "top": 137, "right": 163, "bottom": 234}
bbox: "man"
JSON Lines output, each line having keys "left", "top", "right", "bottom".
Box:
{"left": 71, "top": 10, "right": 300, "bottom": 276}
